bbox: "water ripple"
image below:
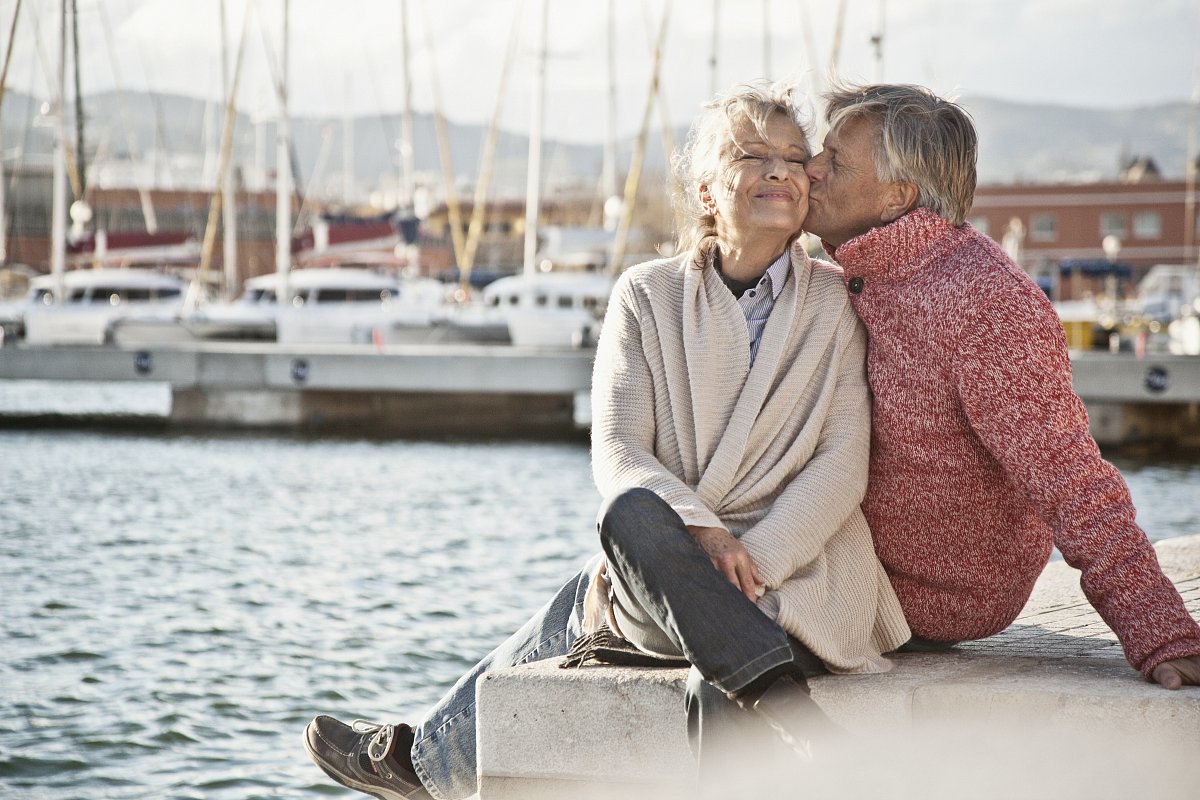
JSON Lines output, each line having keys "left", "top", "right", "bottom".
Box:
{"left": 1, "top": 430, "right": 599, "bottom": 798}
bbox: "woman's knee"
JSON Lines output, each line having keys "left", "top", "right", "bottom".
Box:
{"left": 596, "top": 487, "right": 675, "bottom": 550}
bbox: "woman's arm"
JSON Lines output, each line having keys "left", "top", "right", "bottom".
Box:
{"left": 590, "top": 273, "right": 725, "bottom": 530}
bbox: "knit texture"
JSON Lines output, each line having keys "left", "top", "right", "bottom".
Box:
{"left": 590, "top": 241, "right": 911, "bottom": 674}
{"left": 833, "top": 208, "right": 1200, "bottom": 679}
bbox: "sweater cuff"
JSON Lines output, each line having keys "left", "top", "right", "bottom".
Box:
{"left": 1138, "top": 637, "right": 1200, "bottom": 681}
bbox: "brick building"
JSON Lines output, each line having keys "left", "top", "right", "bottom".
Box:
{"left": 970, "top": 161, "right": 1199, "bottom": 300}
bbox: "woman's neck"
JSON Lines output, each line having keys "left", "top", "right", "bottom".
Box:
{"left": 716, "top": 234, "right": 788, "bottom": 284}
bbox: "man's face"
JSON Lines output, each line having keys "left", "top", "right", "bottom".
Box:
{"left": 803, "top": 116, "right": 895, "bottom": 250}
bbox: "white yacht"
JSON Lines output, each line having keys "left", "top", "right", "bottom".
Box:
{"left": 274, "top": 267, "right": 445, "bottom": 345}
{"left": 21, "top": 269, "right": 188, "bottom": 345}
{"left": 110, "top": 267, "right": 451, "bottom": 346}
{"left": 481, "top": 272, "right": 613, "bottom": 348}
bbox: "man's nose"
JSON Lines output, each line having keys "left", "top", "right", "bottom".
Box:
{"left": 804, "top": 154, "right": 824, "bottom": 177}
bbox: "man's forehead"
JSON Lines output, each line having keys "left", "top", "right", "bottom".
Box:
{"left": 827, "top": 115, "right": 878, "bottom": 144}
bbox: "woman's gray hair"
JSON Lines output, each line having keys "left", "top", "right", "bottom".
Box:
{"left": 671, "top": 81, "right": 812, "bottom": 265}
{"left": 824, "top": 83, "right": 977, "bottom": 226}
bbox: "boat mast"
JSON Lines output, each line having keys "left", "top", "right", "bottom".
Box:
{"left": 0, "top": 0, "right": 22, "bottom": 263}
{"left": 869, "top": 0, "right": 886, "bottom": 82}
{"left": 398, "top": 0, "right": 416, "bottom": 213}
{"left": 709, "top": 0, "right": 718, "bottom": 95}
{"left": 761, "top": 0, "right": 771, "bottom": 79}
{"left": 275, "top": 0, "right": 292, "bottom": 302}
{"left": 601, "top": 0, "right": 618, "bottom": 225}
{"left": 196, "top": 0, "right": 250, "bottom": 300}
{"left": 220, "top": 0, "right": 238, "bottom": 298}
{"left": 1186, "top": 59, "right": 1199, "bottom": 269}
{"left": 70, "top": 0, "right": 85, "bottom": 202}
{"left": 51, "top": 0, "right": 68, "bottom": 302}
{"left": 522, "top": 0, "right": 548, "bottom": 279}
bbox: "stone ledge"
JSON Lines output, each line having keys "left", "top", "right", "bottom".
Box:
{"left": 475, "top": 536, "right": 1200, "bottom": 800}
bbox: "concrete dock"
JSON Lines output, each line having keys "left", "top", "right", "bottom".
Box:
{"left": 475, "top": 534, "right": 1200, "bottom": 800}
{"left": 0, "top": 342, "right": 1197, "bottom": 444}
{"left": 0, "top": 341, "right": 595, "bottom": 437}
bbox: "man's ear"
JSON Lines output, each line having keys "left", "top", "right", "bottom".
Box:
{"left": 881, "top": 182, "right": 919, "bottom": 223}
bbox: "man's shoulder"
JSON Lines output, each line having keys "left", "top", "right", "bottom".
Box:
{"left": 934, "top": 227, "right": 1046, "bottom": 302}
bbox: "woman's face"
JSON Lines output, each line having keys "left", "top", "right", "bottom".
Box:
{"left": 700, "top": 112, "right": 810, "bottom": 248}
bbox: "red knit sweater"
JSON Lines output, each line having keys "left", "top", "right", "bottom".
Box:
{"left": 831, "top": 208, "right": 1200, "bottom": 679}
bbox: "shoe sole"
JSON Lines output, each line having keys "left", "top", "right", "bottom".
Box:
{"left": 303, "top": 720, "right": 419, "bottom": 800}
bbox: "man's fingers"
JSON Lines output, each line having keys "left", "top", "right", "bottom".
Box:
{"left": 1152, "top": 656, "right": 1200, "bottom": 689}
{"left": 1152, "top": 663, "right": 1183, "bottom": 690}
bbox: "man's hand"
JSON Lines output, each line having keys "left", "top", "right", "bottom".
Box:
{"left": 687, "top": 525, "right": 764, "bottom": 603}
{"left": 1150, "top": 656, "right": 1200, "bottom": 690}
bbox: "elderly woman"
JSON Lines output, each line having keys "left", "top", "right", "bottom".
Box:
{"left": 304, "top": 83, "right": 908, "bottom": 800}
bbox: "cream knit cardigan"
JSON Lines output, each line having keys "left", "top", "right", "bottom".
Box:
{"left": 590, "top": 241, "right": 911, "bottom": 674}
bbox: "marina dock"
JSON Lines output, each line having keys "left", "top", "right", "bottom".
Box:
{"left": 0, "top": 341, "right": 595, "bottom": 438}
{"left": 0, "top": 342, "right": 1197, "bottom": 445}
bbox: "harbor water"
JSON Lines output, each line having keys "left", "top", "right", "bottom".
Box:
{"left": 1, "top": 382, "right": 1198, "bottom": 799}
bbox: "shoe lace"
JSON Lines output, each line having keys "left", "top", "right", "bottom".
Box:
{"left": 351, "top": 719, "right": 397, "bottom": 776}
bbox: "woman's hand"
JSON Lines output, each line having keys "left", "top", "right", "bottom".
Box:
{"left": 687, "top": 525, "right": 765, "bottom": 603}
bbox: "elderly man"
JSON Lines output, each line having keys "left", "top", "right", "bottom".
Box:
{"left": 802, "top": 83, "right": 1200, "bottom": 688}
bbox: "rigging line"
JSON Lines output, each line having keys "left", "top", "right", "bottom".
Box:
{"left": 461, "top": 0, "right": 525, "bottom": 277}
{"left": 638, "top": 0, "right": 676, "bottom": 174}
{"left": 360, "top": 48, "right": 398, "bottom": 192}
{"left": 293, "top": 124, "right": 333, "bottom": 235}
{"left": 419, "top": 0, "right": 467, "bottom": 268}
{"left": 96, "top": 0, "right": 158, "bottom": 233}
{"left": 610, "top": 0, "right": 671, "bottom": 275}
{"left": 0, "top": 0, "right": 23, "bottom": 115}
{"left": 196, "top": 0, "right": 254, "bottom": 292}
{"left": 828, "top": 0, "right": 847, "bottom": 84}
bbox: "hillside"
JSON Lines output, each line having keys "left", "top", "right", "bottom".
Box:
{"left": 2, "top": 89, "right": 1194, "bottom": 200}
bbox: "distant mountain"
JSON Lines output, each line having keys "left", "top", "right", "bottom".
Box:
{"left": 2, "top": 89, "right": 1195, "bottom": 200}
{"left": 961, "top": 95, "right": 1196, "bottom": 184}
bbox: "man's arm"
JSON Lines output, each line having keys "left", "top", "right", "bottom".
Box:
{"left": 955, "top": 282, "right": 1200, "bottom": 685}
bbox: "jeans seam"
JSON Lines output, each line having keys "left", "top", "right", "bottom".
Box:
{"left": 717, "top": 643, "right": 795, "bottom": 694}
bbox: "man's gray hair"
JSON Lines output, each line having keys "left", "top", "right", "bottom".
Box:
{"left": 824, "top": 83, "right": 976, "bottom": 226}
{"left": 672, "top": 81, "right": 812, "bottom": 263}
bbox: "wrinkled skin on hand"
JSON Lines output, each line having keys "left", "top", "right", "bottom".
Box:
{"left": 1151, "top": 655, "right": 1200, "bottom": 690}
{"left": 687, "top": 525, "right": 764, "bottom": 603}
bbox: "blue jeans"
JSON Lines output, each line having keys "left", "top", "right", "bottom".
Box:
{"left": 410, "top": 487, "right": 813, "bottom": 799}
{"left": 410, "top": 552, "right": 601, "bottom": 800}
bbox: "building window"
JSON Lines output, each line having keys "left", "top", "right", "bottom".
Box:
{"left": 969, "top": 216, "right": 989, "bottom": 236}
{"left": 1030, "top": 213, "right": 1057, "bottom": 242}
{"left": 1099, "top": 212, "right": 1126, "bottom": 239}
{"left": 1133, "top": 211, "right": 1162, "bottom": 240}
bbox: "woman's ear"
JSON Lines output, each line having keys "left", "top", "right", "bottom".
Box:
{"left": 881, "top": 182, "right": 919, "bottom": 223}
{"left": 699, "top": 184, "right": 716, "bottom": 215}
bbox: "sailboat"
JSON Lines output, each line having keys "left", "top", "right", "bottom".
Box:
{"left": 467, "top": 0, "right": 675, "bottom": 349}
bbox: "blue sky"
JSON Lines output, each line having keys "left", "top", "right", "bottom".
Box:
{"left": 4, "top": 0, "right": 1198, "bottom": 143}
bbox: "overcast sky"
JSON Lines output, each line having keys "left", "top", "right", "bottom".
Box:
{"left": 3, "top": 0, "right": 1198, "bottom": 144}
